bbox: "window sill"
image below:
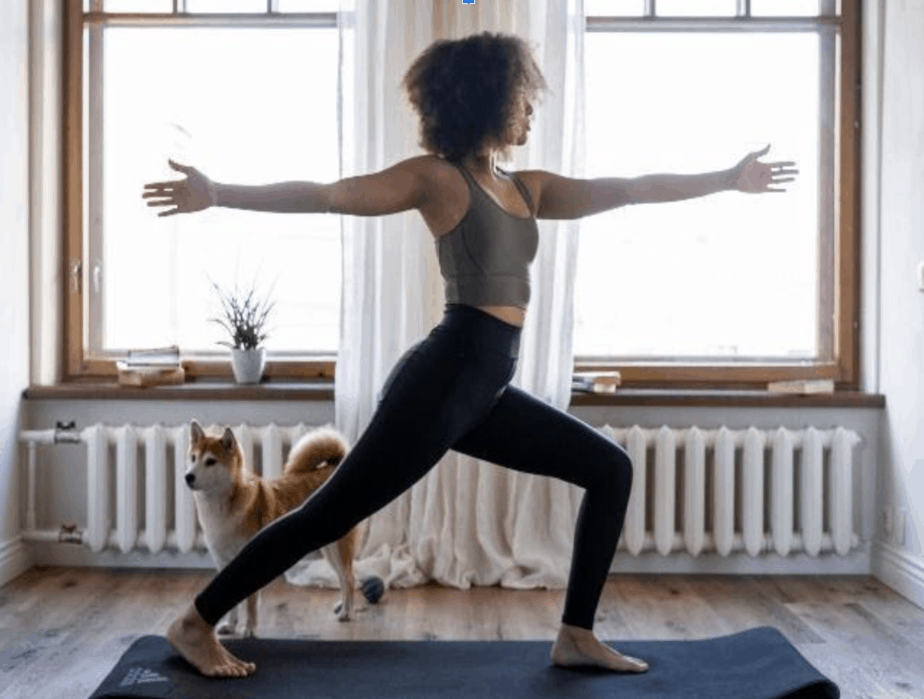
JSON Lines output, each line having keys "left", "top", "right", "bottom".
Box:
{"left": 22, "top": 381, "right": 885, "bottom": 408}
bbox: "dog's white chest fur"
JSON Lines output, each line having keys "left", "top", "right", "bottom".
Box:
{"left": 194, "top": 494, "right": 247, "bottom": 565}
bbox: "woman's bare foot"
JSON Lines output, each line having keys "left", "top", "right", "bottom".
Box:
{"left": 550, "top": 623, "right": 649, "bottom": 672}
{"left": 165, "top": 602, "right": 256, "bottom": 678}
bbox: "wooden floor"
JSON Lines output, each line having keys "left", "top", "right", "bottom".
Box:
{"left": 1, "top": 567, "right": 923, "bottom": 699}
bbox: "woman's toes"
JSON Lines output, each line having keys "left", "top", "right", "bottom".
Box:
{"left": 222, "top": 661, "right": 246, "bottom": 678}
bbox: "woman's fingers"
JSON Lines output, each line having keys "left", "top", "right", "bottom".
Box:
{"left": 142, "top": 191, "right": 175, "bottom": 203}
{"left": 142, "top": 161, "right": 212, "bottom": 215}
{"left": 142, "top": 188, "right": 179, "bottom": 204}
{"left": 768, "top": 161, "right": 799, "bottom": 176}
{"left": 142, "top": 183, "right": 187, "bottom": 214}
{"left": 143, "top": 179, "right": 181, "bottom": 190}
{"left": 145, "top": 198, "right": 177, "bottom": 209}
{"left": 142, "top": 180, "right": 184, "bottom": 209}
{"left": 143, "top": 161, "right": 195, "bottom": 197}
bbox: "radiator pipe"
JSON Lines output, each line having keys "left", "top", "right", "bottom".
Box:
{"left": 20, "top": 526, "right": 211, "bottom": 552}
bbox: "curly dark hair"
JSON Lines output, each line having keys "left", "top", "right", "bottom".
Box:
{"left": 402, "top": 31, "right": 548, "bottom": 164}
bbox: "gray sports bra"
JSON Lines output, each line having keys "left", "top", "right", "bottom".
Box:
{"left": 436, "top": 160, "right": 540, "bottom": 309}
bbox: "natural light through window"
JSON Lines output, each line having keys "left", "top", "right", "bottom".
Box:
{"left": 574, "top": 32, "right": 820, "bottom": 361}
{"left": 88, "top": 3, "right": 835, "bottom": 370}
{"left": 99, "top": 27, "right": 340, "bottom": 355}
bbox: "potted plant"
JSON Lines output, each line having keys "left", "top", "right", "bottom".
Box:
{"left": 208, "top": 277, "right": 276, "bottom": 384}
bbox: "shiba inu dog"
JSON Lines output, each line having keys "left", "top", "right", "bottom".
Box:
{"left": 185, "top": 420, "right": 360, "bottom": 637}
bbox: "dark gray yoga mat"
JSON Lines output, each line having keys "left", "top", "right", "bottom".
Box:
{"left": 87, "top": 626, "right": 839, "bottom": 699}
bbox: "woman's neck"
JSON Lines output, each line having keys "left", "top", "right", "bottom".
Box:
{"left": 461, "top": 151, "right": 502, "bottom": 179}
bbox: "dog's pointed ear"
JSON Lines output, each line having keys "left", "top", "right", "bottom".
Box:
{"left": 190, "top": 420, "right": 203, "bottom": 444}
{"left": 220, "top": 427, "right": 235, "bottom": 450}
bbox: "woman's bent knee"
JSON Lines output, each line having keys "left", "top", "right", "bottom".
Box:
{"left": 602, "top": 448, "right": 634, "bottom": 494}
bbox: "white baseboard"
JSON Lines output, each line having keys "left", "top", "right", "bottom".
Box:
{"left": 871, "top": 538, "right": 924, "bottom": 611}
{"left": 25, "top": 541, "right": 325, "bottom": 570}
{"left": 23, "top": 538, "right": 871, "bottom": 577}
{"left": 607, "top": 547, "right": 871, "bottom": 575}
{"left": 0, "top": 536, "right": 34, "bottom": 588}
{"left": 27, "top": 541, "right": 215, "bottom": 569}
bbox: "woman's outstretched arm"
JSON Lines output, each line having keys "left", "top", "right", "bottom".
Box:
{"left": 522, "top": 144, "right": 799, "bottom": 220}
{"left": 142, "top": 155, "right": 434, "bottom": 217}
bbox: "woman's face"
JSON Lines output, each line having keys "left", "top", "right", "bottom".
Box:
{"left": 507, "top": 92, "right": 533, "bottom": 146}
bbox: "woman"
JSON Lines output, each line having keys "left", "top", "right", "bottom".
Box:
{"left": 142, "top": 31, "right": 796, "bottom": 679}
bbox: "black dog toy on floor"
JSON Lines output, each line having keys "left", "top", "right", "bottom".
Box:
{"left": 360, "top": 575, "right": 385, "bottom": 604}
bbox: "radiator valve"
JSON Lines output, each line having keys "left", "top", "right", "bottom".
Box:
{"left": 59, "top": 522, "right": 83, "bottom": 544}
{"left": 54, "top": 421, "right": 81, "bottom": 444}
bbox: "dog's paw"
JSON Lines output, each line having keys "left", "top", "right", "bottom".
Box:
{"left": 241, "top": 627, "right": 257, "bottom": 639}
{"left": 334, "top": 602, "right": 351, "bottom": 621}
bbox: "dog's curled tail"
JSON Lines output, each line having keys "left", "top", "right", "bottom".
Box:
{"left": 284, "top": 425, "right": 349, "bottom": 475}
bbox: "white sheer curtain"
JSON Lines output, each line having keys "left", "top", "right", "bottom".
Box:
{"left": 285, "top": 0, "right": 588, "bottom": 593}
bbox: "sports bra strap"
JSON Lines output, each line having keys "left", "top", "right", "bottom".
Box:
{"left": 450, "top": 161, "right": 535, "bottom": 218}
{"left": 504, "top": 171, "right": 535, "bottom": 217}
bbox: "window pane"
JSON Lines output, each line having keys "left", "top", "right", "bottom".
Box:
{"left": 185, "top": 0, "right": 268, "bottom": 12}
{"left": 104, "top": 0, "right": 173, "bottom": 11}
{"left": 750, "top": 0, "right": 821, "bottom": 16}
{"left": 576, "top": 32, "right": 820, "bottom": 361}
{"left": 656, "top": 0, "right": 738, "bottom": 17}
{"left": 277, "top": 0, "right": 340, "bottom": 10}
{"left": 99, "top": 27, "right": 340, "bottom": 353}
{"left": 585, "top": 0, "right": 646, "bottom": 16}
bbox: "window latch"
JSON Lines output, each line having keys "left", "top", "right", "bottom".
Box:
{"left": 70, "top": 258, "right": 81, "bottom": 294}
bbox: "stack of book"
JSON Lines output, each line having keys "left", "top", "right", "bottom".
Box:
{"left": 766, "top": 379, "right": 835, "bottom": 394}
{"left": 572, "top": 371, "right": 622, "bottom": 394}
{"left": 116, "top": 345, "right": 185, "bottom": 387}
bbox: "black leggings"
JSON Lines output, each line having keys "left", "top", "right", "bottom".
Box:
{"left": 194, "top": 304, "right": 634, "bottom": 631}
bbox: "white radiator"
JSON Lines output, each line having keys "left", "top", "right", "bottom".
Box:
{"left": 19, "top": 422, "right": 317, "bottom": 554}
{"left": 19, "top": 422, "right": 862, "bottom": 558}
{"left": 599, "top": 424, "right": 862, "bottom": 557}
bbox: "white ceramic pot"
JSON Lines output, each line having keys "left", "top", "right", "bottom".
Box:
{"left": 231, "top": 347, "right": 266, "bottom": 384}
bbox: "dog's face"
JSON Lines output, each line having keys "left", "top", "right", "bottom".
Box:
{"left": 186, "top": 420, "right": 243, "bottom": 493}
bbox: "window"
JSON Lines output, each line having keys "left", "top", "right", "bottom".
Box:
{"left": 574, "top": 0, "right": 859, "bottom": 388}
{"left": 66, "top": 0, "right": 859, "bottom": 389}
{"left": 69, "top": 1, "right": 342, "bottom": 380}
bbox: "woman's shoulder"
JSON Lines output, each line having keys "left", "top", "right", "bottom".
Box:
{"left": 412, "top": 153, "right": 457, "bottom": 175}
{"left": 391, "top": 153, "right": 456, "bottom": 188}
{"left": 398, "top": 154, "right": 542, "bottom": 213}
{"left": 403, "top": 154, "right": 467, "bottom": 203}
{"left": 403, "top": 153, "right": 533, "bottom": 183}
{"left": 399, "top": 153, "right": 452, "bottom": 169}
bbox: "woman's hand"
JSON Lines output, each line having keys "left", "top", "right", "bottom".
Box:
{"left": 731, "top": 144, "right": 798, "bottom": 194}
{"left": 142, "top": 159, "right": 217, "bottom": 217}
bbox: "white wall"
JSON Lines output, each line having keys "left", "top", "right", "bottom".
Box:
{"left": 870, "top": 0, "right": 924, "bottom": 606}
{"left": 0, "top": 0, "right": 34, "bottom": 584}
